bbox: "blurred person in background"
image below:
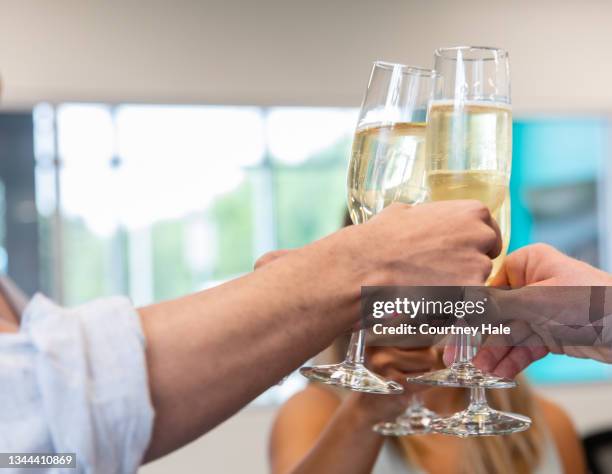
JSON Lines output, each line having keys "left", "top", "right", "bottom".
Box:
{"left": 269, "top": 338, "right": 586, "bottom": 474}
{"left": 269, "top": 215, "right": 586, "bottom": 474}
{"left": 0, "top": 201, "right": 502, "bottom": 473}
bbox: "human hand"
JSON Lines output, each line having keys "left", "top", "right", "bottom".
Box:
{"left": 472, "top": 244, "right": 612, "bottom": 378}
{"left": 341, "top": 346, "right": 440, "bottom": 424}
{"left": 253, "top": 201, "right": 501, "bottom": 336}
{"left": 337, "top": 201, "right": 502, "bottom": 288}
{"left": 489, "top": 243, "right": 611, "bottom": 287}
{"left": 256, "top": 200, "right": 501, "bottom": 288}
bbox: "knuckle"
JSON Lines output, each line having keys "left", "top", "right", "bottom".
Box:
{"left": 483, "top": 226, "right": 499, "bottom": 246}
{"left": 530, "top": 242, "right": 555, "bottom": 256}
{"left": 532, "top": 345, "right": 549, "bottom": 360}
{"left": 480, "top": 257, "right": 494, "bottom": 278}
{"left": 514, "top": 347, "right": 533, "bottom": 369}
{"left": 467, "top": 200, "right": 490, "bottom": 218}
{"left": 466, "top": 263, "right": 491, "bottom": 285}
{"left": 475, "top": 348, "right": 497, "bottom": 370}
{"left": 467, "top": 254, "right": 492, "bottom": 282}
{"left": 505, "top": 356, "right": 523, "bottom": 376}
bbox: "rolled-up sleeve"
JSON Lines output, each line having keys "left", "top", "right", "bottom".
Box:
{"left": 0, "top": 294, "right": 154, "bottom": 474}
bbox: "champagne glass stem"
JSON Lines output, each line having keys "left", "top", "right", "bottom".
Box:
{"left": 373, "top": 389, "right": 438, "bottom": 436}
{"left": 431, "top": 330, "right": 531, "bottom": 437}
{"left": 406, "top": 326, "right": 514, "bottom": 388}
{"left": 469, "top": 386, "right": 487, "bottom": 409}
{"left": 345, "top": 330, "right": 366, "bottom": 365}
{"left": 411, "top": 392, "right": 424, "bottom": 409}
{"left": 453, "top": 331, "right": 473, "bottom": 365}
{"left": 398, "top": 393, "right": 424, "bottom": 418}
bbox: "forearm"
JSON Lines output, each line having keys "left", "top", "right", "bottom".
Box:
{"left": 284, "top": 395, "right": 385, "bottom": 474}
{"left": 141, "top": 234, "right": 362, "bottom": 461}
{"left": 140, "top": 201, "right": 502, "bottom": 460}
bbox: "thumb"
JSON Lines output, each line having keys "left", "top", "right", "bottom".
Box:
{"left": 491, "top": 247, "right": 533, "bottom": 288}
{"left": 488, "top": 261, "right": 510, "bottom": 287}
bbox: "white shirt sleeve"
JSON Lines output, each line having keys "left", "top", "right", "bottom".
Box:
{"left": 0, "top": 294, "right": 154, "bottom": 474}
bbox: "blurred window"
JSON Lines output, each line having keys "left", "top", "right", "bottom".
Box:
{"left": 33, "top": 103, "right": 357, "bottom": 404}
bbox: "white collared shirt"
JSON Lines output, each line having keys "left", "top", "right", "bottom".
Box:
{"left": 0, "top": 294, "right": 154, "bottom": 474}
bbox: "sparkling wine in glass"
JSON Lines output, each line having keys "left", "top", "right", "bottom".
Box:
{"left": 408, "top": 46, "right": 530, "bottom": 436}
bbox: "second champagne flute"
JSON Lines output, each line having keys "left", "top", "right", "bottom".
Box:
{"left": 407, "top": 46, "right": 516, "bottom": 390}
{"left": 409, "top": 46, "right": 530, "bottom": 436}
{"left": 300, "top": 61, "right": 437, "bottom": 393}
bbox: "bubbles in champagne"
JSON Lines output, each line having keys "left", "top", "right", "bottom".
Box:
{"left": 427, "top": 170, "right": 507, "bottom": 214}
{"left": 347, "top": 122, "right": 428, "bottom": 224}
{"left": 426, "top": 101, "right": 512, "bottom": 175}
{"left": 425, "top": 101, "right": 512, "bottom": 281}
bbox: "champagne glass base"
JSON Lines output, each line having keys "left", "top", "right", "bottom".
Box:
{"left": 299, "top": 362, "right": 404, "bottom": 394}
{"left": 373, "top": 406, "right": 438, "bottom": 436}
{"left": 432, "top": 406, "right": 531, "bottom": 437}
{"left": 406, "top": 363, "right": 516, "bottom": 389}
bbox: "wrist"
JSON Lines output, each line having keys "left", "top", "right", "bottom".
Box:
{"left": 296, "top": 229, "right": 364, "bottom": 328}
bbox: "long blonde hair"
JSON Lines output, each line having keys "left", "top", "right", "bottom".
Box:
{"left": 398, "top": 378, "right": 544, "bottom": 474}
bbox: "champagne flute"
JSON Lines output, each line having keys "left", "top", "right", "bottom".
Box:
{"left": 410, "top": 46, "right": 530, "bottom": 436}
{"left": 407, "top": 46, "right": 516, "bottom": 390}
{"left": 300, "top": 62, "right": 437, "bottom": 394}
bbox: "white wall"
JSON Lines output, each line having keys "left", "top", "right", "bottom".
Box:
{"left": 1, "top": 0, "right": 612, "bottom": 112}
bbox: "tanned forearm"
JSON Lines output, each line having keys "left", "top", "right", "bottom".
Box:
{"left": 139, "top": 200, "right": 502, "bottom": 461}
{"left": 140, "top": 230, "right": 362, "bottom": 461}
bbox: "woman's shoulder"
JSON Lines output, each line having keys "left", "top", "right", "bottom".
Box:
{"left": 535, "top": 394, "right": 587, "bottom": 473}
{"left": 535, "top": 394, "right": 577, "bottom": 433}
{"left": 269, "top": 384, "right": 343, "bottom": 467}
